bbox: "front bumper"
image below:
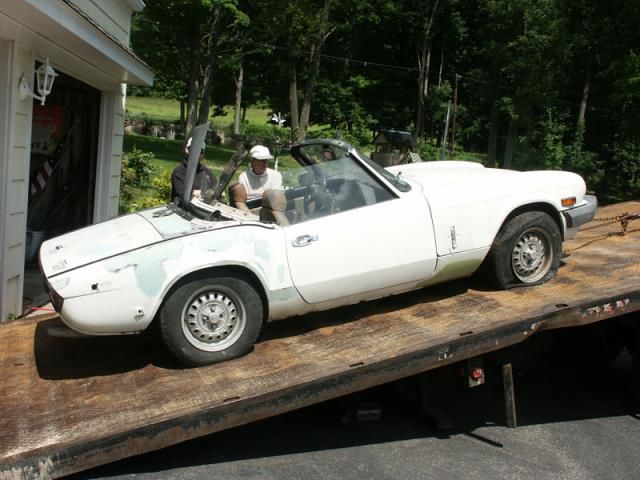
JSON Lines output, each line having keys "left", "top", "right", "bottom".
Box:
{"left": 563, "top": 194, "right": 598, "bottom": 239}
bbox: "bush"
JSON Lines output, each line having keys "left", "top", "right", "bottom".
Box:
{"left": 240, "top": 122, "right": 282, "bottom": 145}
{"left": 416, "top": 140, "right": 441, "bottom": 161}
{"left": 130, "top": 170, "right": 173, "bottom": 211}
{"left": 119, "top": 147, "right": 157, "bottom": 213}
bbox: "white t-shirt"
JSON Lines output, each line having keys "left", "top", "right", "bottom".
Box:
{"left": 238, "top": 168, "right": 283, "bottom": 201}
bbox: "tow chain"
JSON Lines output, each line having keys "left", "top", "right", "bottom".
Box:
{"left": 580, "top": 212, "right": 640, "bottom": 234}
{"left": 565, "top": 212, "right": 640, "bottom": 252}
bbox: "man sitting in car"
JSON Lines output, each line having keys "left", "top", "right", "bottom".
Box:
{"left": 238, "top": 145, "right": 283, "bottom": 202}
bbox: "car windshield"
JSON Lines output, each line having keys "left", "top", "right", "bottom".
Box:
{"left": 179, "top": 140, "right": 408, "bottom": 224}
{"left": 291, "top": 143, "right": 410, "bottom": 192}
{"left": 355, "top": 150, "right": 412, "bottom": 192}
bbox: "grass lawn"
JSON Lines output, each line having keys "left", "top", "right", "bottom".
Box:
{"left": 125, "top": 96, "right": 273, "bottom": 130}
{"left": 124, "top": 134, "right": 236, "bottom": 175}
{"left": 125, "top": 96, "right": 181, "bottom": 122}
{"left": 123, "top": 133, "right": 299, "bottom": 211}
{"left": 122, "top": 96, "right": 381, "bottom": 208}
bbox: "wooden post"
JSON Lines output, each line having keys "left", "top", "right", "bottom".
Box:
{"left": 502, "top": 363, "right": 517, "bottom": 428}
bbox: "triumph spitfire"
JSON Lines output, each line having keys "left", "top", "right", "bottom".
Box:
{"left": 39, "top": 133, "right": 597, "bottom": 366}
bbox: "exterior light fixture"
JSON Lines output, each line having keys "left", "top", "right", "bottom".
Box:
{"left": 19, "top": 58, "right": 58, "bottom": 105}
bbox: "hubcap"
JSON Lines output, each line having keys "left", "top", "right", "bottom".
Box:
{"left": 511, "top": 228, "right": 553, "bottom": 283}
{"left": 181, "top": 288, "right": 246, "bottom": 352}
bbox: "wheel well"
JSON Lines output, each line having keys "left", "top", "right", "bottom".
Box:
{"left": 156, "top": 265, "right": 269, "bottom": 327}
{"left": 500, "top": 203, "right": 564, "bottom": 240}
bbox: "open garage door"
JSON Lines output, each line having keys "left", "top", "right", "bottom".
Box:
{"left": 23, "top": 70, "right": 100, "bottom": 305}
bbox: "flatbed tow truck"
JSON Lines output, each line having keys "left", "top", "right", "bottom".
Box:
{"left": 1, "top": 201, "right": 639, "bottom": 480}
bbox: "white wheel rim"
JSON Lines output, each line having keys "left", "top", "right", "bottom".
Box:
{"left": 511, "top": 227, "right": 553, "bottom": 283}
{"left": 181, "top": 286, "right": 247, "bottom": 352}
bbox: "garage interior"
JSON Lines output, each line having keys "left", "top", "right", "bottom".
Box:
{"left": 23, "top": 68, "right": 100, "bottom": 313}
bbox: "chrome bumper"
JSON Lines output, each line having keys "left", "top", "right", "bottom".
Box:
{"left": 563, "top": 194, "right": 598, "bottom": 239}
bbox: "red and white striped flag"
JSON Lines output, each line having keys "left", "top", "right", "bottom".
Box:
{"left": 30, "top": 159, "right": 54, "bottom": 196}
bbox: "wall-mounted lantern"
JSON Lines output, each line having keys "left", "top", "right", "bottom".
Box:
{"left": 19, "top": 58, "right": 58, "bottom": 106}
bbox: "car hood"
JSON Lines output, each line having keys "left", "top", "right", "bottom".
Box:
{"left": 387, "top": 161, "right": 518, "bottom": 189}
{"left": 39, "top": 206, "right": 209, "bottom": 278}
{"left": 388, "top": 161, "right": 586, "bottom": 207}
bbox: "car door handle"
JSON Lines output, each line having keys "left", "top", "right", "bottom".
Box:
{"left": 292, "top": 234, "right": 318, "bottom": 247}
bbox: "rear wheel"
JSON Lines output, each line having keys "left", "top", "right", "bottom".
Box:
{"left": 485, "top": 211, "right": 562, "bottom": 289}
{"left": 159, "top": 274, "right": 263, "bottom": 366}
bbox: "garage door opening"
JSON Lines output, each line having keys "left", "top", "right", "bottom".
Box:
{"left": 23, "top": 69, "right": 100, "bottom": 309}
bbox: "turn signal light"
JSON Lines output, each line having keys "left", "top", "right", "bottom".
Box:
{"left": 561, "top": 196, "right": 577, "bottom": 207}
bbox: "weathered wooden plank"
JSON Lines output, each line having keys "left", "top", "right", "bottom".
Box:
{"left": 1, "top": 201, "right": 639, "bottom": 480}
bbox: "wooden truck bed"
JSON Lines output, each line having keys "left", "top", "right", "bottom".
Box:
{"left": 1, "top": 201, "right": 639, "bottom": 479}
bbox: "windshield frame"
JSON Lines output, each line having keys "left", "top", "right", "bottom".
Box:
{"left": 289, "top": 138, "right": 411, "bottom": 193}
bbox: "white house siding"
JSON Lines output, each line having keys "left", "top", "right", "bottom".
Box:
{"left": 1, "top": 45, "right": 34, "bottom": 317}
{"left": 96, "top": 87, "right": 127, "bottom": 220}
{"left": 66, "top": 0, "right": 134, "bottom": 45}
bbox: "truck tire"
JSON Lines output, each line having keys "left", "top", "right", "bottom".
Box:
{"left": 159, "top": 274, "right": 263, "bottom": 366}
{"left": 485, "top": 211, "right": 562, "bottom": 289}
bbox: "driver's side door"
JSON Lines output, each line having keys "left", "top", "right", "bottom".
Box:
{"left": 284, "top": 191, "right": 437, "bottom": 304}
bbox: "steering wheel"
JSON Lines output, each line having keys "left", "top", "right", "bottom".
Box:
{"left": 302, "top": 165, "right": 326, "bottom": 215}
{"left": 303, "top": 184, "right": 316, "bottom": 215}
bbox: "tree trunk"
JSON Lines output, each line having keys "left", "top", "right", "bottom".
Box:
{"left": 298, "top": 0, "right": 334, "bottom": 141}
{"left": 197, "top": 7, "right": 222, "bottom": 126}
{"left": 233, "top": 58, "right": 244, "bottom": 135}
{"left": 415, "top": 0, "right": 439, "bottom": 139}
{"left": 487, "top": 100, "right": 498, "bottom": 168}
{"left": 503, "top": 118, "right": 518, "bottom": 169}
{"left": 577, "top": 64, "right": 592, "bottom": 126}
{"left": 298, "top": 43, "right": 321, "bottom": 141}
{"left": 438, "top": 46, "right": 444, "bottom": 87}
{"left": 288, "top": 57, "right": 299, "bottom": 132}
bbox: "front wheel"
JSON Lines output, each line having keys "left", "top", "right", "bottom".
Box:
{"left": 159, "top": 274, "right": 263, "bottom": 366}
{"left": 484, "top": 211, "right": 562, "bottom": 289}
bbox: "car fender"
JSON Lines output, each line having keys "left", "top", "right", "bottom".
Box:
{"left": 53, "top": 224, "right": 298, "bottom": 334}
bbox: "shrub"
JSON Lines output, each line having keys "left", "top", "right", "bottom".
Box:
{"left": 130, "top": 170, "right": 173, "bottom": 211}
{"left": 119, "top": 147, "right": 157, "bottom": 213}
{"left": 416, "top": 140, "right": 441, "bottom": 161}
{"left": 240, "top": 122, "right": 282, "bottom": 145}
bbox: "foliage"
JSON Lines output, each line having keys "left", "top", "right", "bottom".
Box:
{"left": 119, "top": 147, "right": 156, "bottom": 213}
{"left": 239, "top": 122, "right": 282, "bottom": 145}
{"left": 416, "top": 140, "right": 441, "bottom": 162}
{"left": 130, "top": 171, "right": 174, "bottom": 212}
{"left": 127, "top": 0, "right": 640, "bottom": 203}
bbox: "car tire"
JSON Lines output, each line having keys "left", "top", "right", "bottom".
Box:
{"left": 159, "top": 273, "right": 264, "bottom": 366}
{"left": 484, "top": 211, "right": 562, "bottom": 289}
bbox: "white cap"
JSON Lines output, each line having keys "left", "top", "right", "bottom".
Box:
{"left": 186, "top": 137, "right": 205, "bottom": 150}
{"left": 249, "top": 145, "right": 273, "bottom": 160}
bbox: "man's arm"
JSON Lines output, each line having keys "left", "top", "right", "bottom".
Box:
{"left": 171, "top": 166, "right": 186, "bottom": 199}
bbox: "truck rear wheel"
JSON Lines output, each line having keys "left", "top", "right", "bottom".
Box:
{"left": 159, "top": 274, "right": 263, "bottom": 366}
{"left": 485, "top": 211, "right": 561, "bottom": 289}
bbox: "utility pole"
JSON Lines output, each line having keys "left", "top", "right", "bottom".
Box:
{"left": 441, "top": 100, "right": 452, "bottom": 160}
{"left": 450, "top": 74, "right": 460, "bottom": 156}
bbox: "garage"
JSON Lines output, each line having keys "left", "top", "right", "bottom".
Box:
{"left": 0, "top": 0, "right": 154, "bottom": 319}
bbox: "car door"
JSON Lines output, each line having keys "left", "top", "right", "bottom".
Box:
{"left": 284, "top": 192, "right": 437, "bottom": 304}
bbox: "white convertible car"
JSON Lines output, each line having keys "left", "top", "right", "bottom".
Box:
{"left": 39, "top": 137, "right": 597, "bottom": 366}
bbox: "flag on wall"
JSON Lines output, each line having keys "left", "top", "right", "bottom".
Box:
{"left": 30, "top": 159, "right": 54, "bottom": 196}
